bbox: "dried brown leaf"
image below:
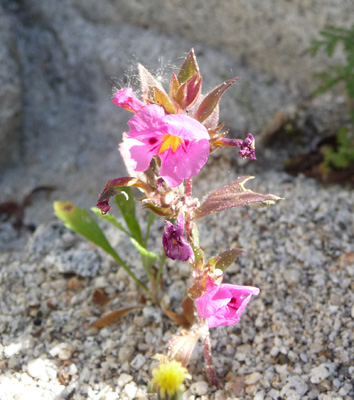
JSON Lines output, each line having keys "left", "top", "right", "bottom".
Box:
{"left": 91, "top": 306, "right": 142, "bottom": 329}
{"left": 168, "top": 329, "right": 202, "bottom": 367}
{"left": 92, "top": 288, "right": 111, "bottom": 306}
{"left": 162, "top": 302, "right": 192, "bottom": 329}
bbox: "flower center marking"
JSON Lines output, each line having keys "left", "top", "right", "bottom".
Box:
{"left": 159, "top": 134, "right": 183, "bottom": 153}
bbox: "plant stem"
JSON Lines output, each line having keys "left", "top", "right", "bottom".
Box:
{"left": 109, "top": 251, "right": 150, "bottom": 295}
{"left": 185, "top": 178, "right": 193, "bottom": 239}
{"left": 185, "top": 178, "right": 192, "bottom": 197}
{"left": 201, "top": 322, "right": 219, "bottom": 388}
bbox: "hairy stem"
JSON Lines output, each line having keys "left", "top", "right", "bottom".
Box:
{"left": 201, "top": 321, "right": 219, "bottom": 387}
{"left": 185, "top": 178, "right": 193, "bottom": 239}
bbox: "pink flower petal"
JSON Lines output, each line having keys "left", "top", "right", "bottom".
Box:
{"left": 112, "top": 88, "right": 145, "bottom": 113}
{"left": 196, "top": 280, "right": 260, "bottom": 328}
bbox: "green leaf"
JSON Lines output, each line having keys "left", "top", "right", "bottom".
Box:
{"left": 190, "top": 241, "right": 204, "bottom": 270}
{"left": 144, "top": 211, "right": 156, "bottom": 247}
{"left": 214, "top": 248, "right": 245, "bottom": 271}
{"left": 91, "top": 206, "right": 131, "bottom": 236}
{"left": 177, "top": 48, "right": 200, "bottom": 84}
{"left": 54, "top": 201, "right": 119, "bottom": 258}
{"left": 129, "top": 237, "right": 158, "bottom": 261}
{"left": 115, "top": 187, "right": 143, "bottom": 244}
{"left": 153, "top": 86, "right": 177, "bottom": 114}
{"left": 54, "top": 202, "right": 150, "bottom": 294}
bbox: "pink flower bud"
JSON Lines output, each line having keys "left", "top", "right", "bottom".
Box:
{"left": 196, "top": 279, "right": 259, "bottom": 328}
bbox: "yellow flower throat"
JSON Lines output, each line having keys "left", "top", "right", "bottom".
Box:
{"left": 159, "top": 134, "right": 183, "bottom": 153}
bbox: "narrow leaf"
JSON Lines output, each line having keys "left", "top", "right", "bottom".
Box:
{"left": 91, "top": 306, "right": 142, "bottom": 329}
{"left": 162, "top": 302, "right": 192, "bottom": 329}
{"left": 54, "top": 202, "right": 150, "bottom": 295}
{"left": 193, "top": 176, "right": 283, "bottom": 219}
{"left": 214, "top": 248, "right": 245, "bottom": 271}
{"left": 115, "top": 187, "right": 142, "bottom": 243}
{"left": 129, "top": 237, "right": 158, "bottom": 261}
{"left": 194, "top": 78, "right": 240, "bottom": 123}
{"left": 153, "top": 86, "right": 177, "bottom": 114}
{"left": 169, "top": 72, "right": 180, "bottom": 99}
{"left": 177, "top": 48, "right": 200, "bottom": 84}
{"left": 168, "top": 329, "right": 202, "bottom": 367}
{"left": 144, "top": 211, "right": 156, "bottom": 247}
{"left": 175, "top": 73, "right": 202, "bottom": 109}
{"left": 181, "top": 296, "right": 195, "bottom": 325}
{"left": 54, "top": 201, "right": 118, "bottom": 258}
{"left": 190, "top": 241, "right": 204, "bottom": 270}
{"left": 91, "top": 206, "right": 130, "bottom": 236}
{"left": 138, "top": 63, "right": 166, "bottom": 103}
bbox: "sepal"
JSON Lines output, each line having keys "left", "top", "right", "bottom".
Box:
{"left": 177, "top": 48, "right": 200, "bottom": 84}
{"left": 194, "top": 77, "right": 240, "bottom": 123}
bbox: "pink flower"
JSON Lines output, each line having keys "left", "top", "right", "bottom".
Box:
{"left": 162, "top": 213, "right": 194, "bottom": 262}
{"left": 196, "top": 279, "right": 260, "bottom": 328}
{"left": 112, "top": 88, "right": 145, "bottom": 113}
{"left": 121, "top": 104, "right": 210, "bottom": 187}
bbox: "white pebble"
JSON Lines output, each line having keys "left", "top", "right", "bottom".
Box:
{"left": 190, "top": 381, "right": 208, "bottom": 396}
{"left": 124, "top": 381, "right": 138, "bottom": 399}
{"left": 244, "top": 372, "right": 262, "bottom": 385}
{"left": 131, "top": 354, "right": 146, "bottom": 370}
{"left": 117, "top": 373, "right": 133, "bottom": 387}
{"left": 310, "top": 364, "right": 331, "bottom": 383}
{"left": 49, "top": 342, "right": 74, "bottom": 360}
{"left": 254, "top": 390, "right": 265, "bottom": 400}
{"left": 27, "top": 358, "right": 57, "bottom": 381}
{"left": 4, "top": 342, "right": 22, "bottom": 358}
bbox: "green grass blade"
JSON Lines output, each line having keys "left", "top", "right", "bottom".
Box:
{"left": 54, "top": 201, "right": 149, "bottom": 294}
{"left": 115, "top": 188, "right": 143, "bottom": 244}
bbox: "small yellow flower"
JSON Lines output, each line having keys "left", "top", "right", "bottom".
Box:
{"left": 151, "top": 360, "right": 191, "bottom": 399}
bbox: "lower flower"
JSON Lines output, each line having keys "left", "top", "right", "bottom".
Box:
{"left": 162, "top": 213, "right": 194, "bottom": 262}
{"left": 195, "top": 279, "right": 260, "bottom": 328}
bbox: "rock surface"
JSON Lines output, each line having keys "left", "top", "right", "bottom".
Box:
{"left": 0, "top": 3, "right": 21, "bottom": 172}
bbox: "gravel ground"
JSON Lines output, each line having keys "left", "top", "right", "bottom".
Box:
{"left": 0, "top": 149, "right": 354, "bottom": 400}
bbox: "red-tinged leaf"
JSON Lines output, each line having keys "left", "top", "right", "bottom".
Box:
{"left": 138, "top": 63, "right": 166, "bottom": 103}
{"left": 97, "top": 177, "right": 153, "bottom": 215}
{"left": 91, "top": 306, "right": 142, "bottom": 329}
{"left": 176, "top": 73, "right": 202, "bottom": 109}
{"left": 178, "top": 48, "right": 200, "bottom": 84}
{"left": 194, "top": 78, "right": 240, "bottom": 123}
{"left": 175, "top": 80, "right": 187, "bottom": 108}
{"left": 193, "top": 176, "right": 283, "bottom": 219}
{"left": 168, "top": 329, "right": 202, "bottom": 367}
{"left": 153, "top": 86, "right": 177, "bottom": 114}
{"left": 169, "top": 72, "right": 180, "bottom": 99}
{"left": 214, "top": 248, "right": 245, "bottom": 271}
{"left": 162, "top": 302, "right": 192, "bottom": 329}
{"left": 185, "top": 75, "right": 202, "bottom": 108}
